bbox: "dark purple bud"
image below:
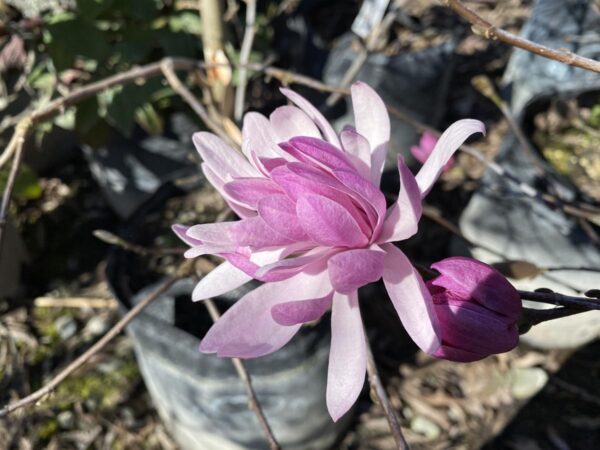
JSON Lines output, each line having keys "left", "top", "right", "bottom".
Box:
{"left": 427, "top": 257, "right": 522, "bottom": 362}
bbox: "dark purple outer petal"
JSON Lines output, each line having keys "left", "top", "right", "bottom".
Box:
{"left": 430, "top": 256, "right": 522, "bottom": 321}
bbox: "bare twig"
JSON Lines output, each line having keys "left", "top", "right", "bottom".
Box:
{"left": 519, "top": 290, "right": 600, "bottom": 310}
{"left": 421, "top": 204, "right": 506, "bottom": 259}
{"left": 444, "top": 0, "right": 600, "bottom": 74}
{"left": 198, "top": 0, "right": 230, "bottom": 105}
{"left": 234, "top": 0, "right": 257, "bottom": 122}
{"left": 0, "top": 262, "right": 193, "bottom": 417}
{"left": 0, "top": 117, "right": 31, "bottom": 250}
{"left": 93, "top": 229, "right": 185, "bottom": 257}
{"left": 471, "top": 75, "right": 548, "bottom": 179}
{"left": 203, "top": 298, "right": 281, "bottom": 450}
{"left": 34, "top": 297, "right": 119, "bottom": 309}
{"left": 384, "top": 103, "right": 600, "bottom": 221}
{"left": 364, "top": 331, "right": 409, "bottom": 450}
{"left": 519, "top": 306, "right": 586, "bottom": 333}
{"left": 325, "top": 4, "right": 398, "bottom": 107}
{"left": 160, "top": 59, "right": 235, "bottom": 145}
{"left": 0, "top": 57, "right": 343, "bottom": 259}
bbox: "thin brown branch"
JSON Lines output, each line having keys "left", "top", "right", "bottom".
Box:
{"left": 203, "top": 298, "right": 281, "bottom": 450}
{"left": 364, "top": 330, "right": 409, "bottom": 450}
{"left": 445, "top": 0, "right": 600, "bottom": 74}
{"left": 234, "top": 0, "right": 257, "bottom": 121}
{"left": 0, "top": 117, "right": 31, "bottom": 251}
{"left": 0, "top": 261, "right": 193, "bottom": 417}
{"left": 33, "top": 58, "right": 198, "bottom": 124}
{"left": 93, "top": 229, "right": 185, "bottom": 257}
{"left": 325, "top": 5, "right": 398, "bottom": 107}
{"left": 471, "top": 75, "right": 547, "bottom": 178}
{"left": 421, "top": 204, "right": 506, "bottom": 259}
{"left": 384, "top": 103, "right": 600, "bottom": 221}
{"left": 160, "top": 59, "right": 235, "bottom": 146}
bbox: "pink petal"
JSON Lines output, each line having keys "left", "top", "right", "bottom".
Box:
{"left": 231, "top": 217, "right": 296, "bottom": 247}
{"left": 281, "top": 162, "right": 376, "bottom": 232}
{"left": 282, "top": 137, "right": 356, "bottom": 173}
{"left": 280, "top": 88, "right": 341, "bottom": 147}
{"left": 434, "top": 300, "right": 519, "bottom": 354}
{"left": 271, "top": 294, "right": 333, "bottom": 325}
{"left": 241, "top": 112, "right": 287, "bottom": 161}
{"left": 420, "top": 132, "right": 438, "bottom": 153}
{"left": 202, "top": 163, "right": 256, "bottom": 218}
{"left": 326, "top": 291, "right": 366, "bottom": 422}
{"left": 269, "top": 105, "right": 321, "bottom": 142}
{"left": 271, "top": 164, "right": 371, "bottom": 236}
{"left": 340, "top": 128, "right": 371, "bottom": 179}
{"left": 381, "top": 243, "right": 441, "bottom": 353}
{"left": 192, "top": 261, "right": 252, "bottom": 301}
{"left": 378, "top": 156, "right": 422, "bottom": 243}
{"left": 258, "top": 157, "right": 287, "bottom": 173}
{"left": 430, "top": 257, "right": 521, "bottom": 321}
{"left": 350, "top": 82, "right": 390, "bottom": 186}
{"left": 255, "top": 248, "right": 332, "bottom": 282}
{"left": 223, "top": 247, "right": 288, "bottom": 277}
{"left": 199, "top": 268, "right": 332, "bottom": 358}
{"left": 257, "top": 194, "right": 308, "bottom": 241}
{"left": 188, "top": 218, "right": 293, "bottom": 249}
{"left": 296, "top": 194, "right": 368, "bottom": 248}
{"left": 433, "top": 345, "right": 484, "bottom": 363}
{"left": 172, "top": 224, "right": 203, "bottom": 247}
{"left": 415, "top": 119, "right": 485, "bottom": 197}
{"left": 328, "top": 248, "right": 385, "bottom": 293}
{"left": 331, "top": 167, "right": 386, "bottom": 235}
{"left": 187, "top": 221, "right": 238, "bottom": 245}
{"left": 193, "top": 132, "right": 259, "bottom": 178}
{"left": 184, "top": 243, "right": 235, "bottom": 258}
{"left": 410, "top": 144, "right": 429, "bottom": 165}
{"left": 223, "top": 178, "right": 282, "bottom": 209}
{"left": 411, "top": 135, "right": 454, "bottom": 172}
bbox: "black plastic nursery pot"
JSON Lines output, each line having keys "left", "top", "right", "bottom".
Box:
{"left": 106, "top": 185, "right": 350, "bottom": 450}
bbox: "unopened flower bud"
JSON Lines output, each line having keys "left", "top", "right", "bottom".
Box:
{"left": 427, "top": 257, "right": 521, "bottom": 362}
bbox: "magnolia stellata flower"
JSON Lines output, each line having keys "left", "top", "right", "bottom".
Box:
{"left": 173, "top": 82, "right": 485, "bottom": 421}
{"left": 427, "top": 257, "right": 522, "bottom": 362}
{"left": 410, "top": 131, "right": 454, "bottom": 172}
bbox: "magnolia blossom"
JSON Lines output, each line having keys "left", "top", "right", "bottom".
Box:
{"left": 427, "top": 257, "right": 521, "bottom": 362}
{"left": 173, "top": 82, "right": 484, "bottom": 421}
{"left": 410, "top": 131, "right": 454, "bottom": 172}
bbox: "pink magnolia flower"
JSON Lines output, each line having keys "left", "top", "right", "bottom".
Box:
{"left": 411, "top": 131, "right": 454, "bottom": 172}
{"left": 173, "top": 82, "right": 484, "bottom": 421}
{"left": 427, "top": 257, "right": 522, "bottom": 362}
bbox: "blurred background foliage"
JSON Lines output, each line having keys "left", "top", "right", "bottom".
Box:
{"left": 0, "top": 0, "right": 278, "bottom": 201}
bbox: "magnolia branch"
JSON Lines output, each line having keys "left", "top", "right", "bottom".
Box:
{"left": 365, "top": 331, "right": 409, "bottom": 450}
{"left": 0, "top": 261, "right": 194, "bottom": 418}
{"left": 160, "top": 59, "right": 235, "bottom": 145}
{"left": 519, "top": 290, "right": 600, "bottom": 310}
{"left": 234, "top": 0, "right": 257, "bottom": 121}
{"left": 444, "top": 0, "right": 600, "bottom": 74}
{"left": 204, "top": 298, "right": 281, "bottom": 450}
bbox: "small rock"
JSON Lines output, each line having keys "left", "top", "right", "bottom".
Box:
{"left": 84, "top": 316, "right": 109, "bottom": 337}
{"left": 57, "top": 411, "right": 75, "bottom": 429}
{"left": 410, "top": 415, "right": 441, "bottom": 440}
{"left": 120, "top": 407, "right": 136, "bottom": 427}
{"left": 510, "top": 367, "right": 548, "bottom": 399}
{"left": 54, "top": 316, "right": 77, "bottom": 340}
